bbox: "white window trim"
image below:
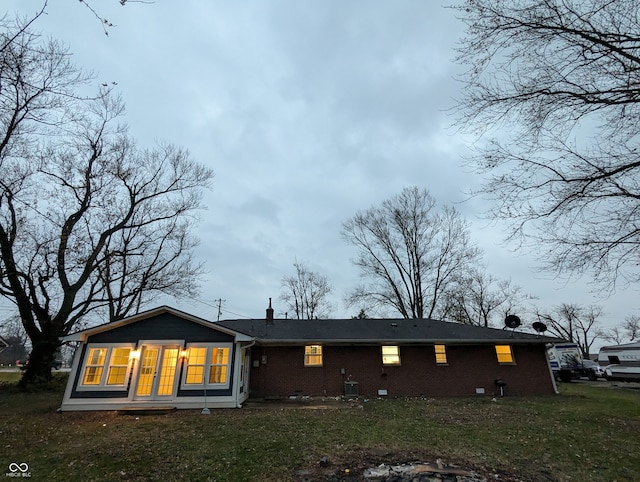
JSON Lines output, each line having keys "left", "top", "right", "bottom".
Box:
{"left": 77, "top": 343, "right": 135, "bottom": 391}
{"left": 180, "top": 343, "right": 233, "bottom": 390}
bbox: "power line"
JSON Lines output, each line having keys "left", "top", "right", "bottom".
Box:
{"left": 219, "top": 307, "right": 253, "bottom": 319}
{"left": 192, "top": 298, "right": 253, "bottom": 320}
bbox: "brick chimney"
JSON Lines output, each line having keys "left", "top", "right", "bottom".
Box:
{"left": 266, "top": 298, "right": 274, "bottom": 325}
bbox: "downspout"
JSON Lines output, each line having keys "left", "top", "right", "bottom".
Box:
{"left": 236, "top": 341, "right": 255, "bottom": 408}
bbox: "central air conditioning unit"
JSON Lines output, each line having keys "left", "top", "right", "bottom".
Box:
{"left": 344, "top": 381, "right": 359, "bottom": 397}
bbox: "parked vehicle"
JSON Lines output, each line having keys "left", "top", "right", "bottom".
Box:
{"left": 547, "top": 343, "right": 584, "bottom": 382}
{"left": 581, "top": 359, "right": 605, "bottom": 380}
{"left": 598, "top": 342, "right": 640, "bottom": 382}
{"left": 17, "top": 358, "right": 63, "bottom": 371}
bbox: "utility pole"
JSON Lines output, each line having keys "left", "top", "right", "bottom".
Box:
{"left": 214, "top": 299, "right": 226, "bottom": 321}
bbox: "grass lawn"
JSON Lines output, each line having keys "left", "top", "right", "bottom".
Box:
{"left": 1, "top": 373, "right": 639, "bottom": 481}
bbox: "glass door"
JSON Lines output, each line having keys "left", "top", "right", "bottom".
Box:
{"left": 135, "top": 347, "right": 159, "bottom": 398}
{"left": 134, "top": 345, "right": 180, "bottom": 400}
{"left": 156, "top": 347, "right": 179, "bottom": 398}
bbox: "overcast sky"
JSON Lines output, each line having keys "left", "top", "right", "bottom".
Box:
{"left": 2, "top": 1, "right": 637, "bottom": 342}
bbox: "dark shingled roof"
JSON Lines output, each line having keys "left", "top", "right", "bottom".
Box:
{"left": 217, "top": 318, "right": 561, "bottom": 345}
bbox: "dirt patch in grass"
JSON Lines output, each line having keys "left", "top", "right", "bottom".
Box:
{"left": 293, "top": 446, "right": 535, "bottom": 481}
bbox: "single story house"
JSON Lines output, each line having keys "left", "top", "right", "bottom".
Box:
{"left": 60, "top": 302, "right": 561, "bottom": 411}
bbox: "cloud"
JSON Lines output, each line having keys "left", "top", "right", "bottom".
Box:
{"left": 1, "top": 0, "right": 636, "bottom": 340}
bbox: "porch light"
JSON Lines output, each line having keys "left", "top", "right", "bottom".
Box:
{"left": 129, "top": 350, "right": 140, "bottom": 361}
{"left": 180, "top": 349, "right": 188, "bottom": 359}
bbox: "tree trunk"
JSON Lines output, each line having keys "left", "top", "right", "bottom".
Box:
{"left": 19, "top": 333, "right": 60, "bottom": 386}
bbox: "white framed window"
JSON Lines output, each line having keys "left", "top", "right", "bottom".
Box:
{"left": 209, "top": 347, "right": 230, "bottom": 383}
{"left": 304, "top": 345, "right": 323, "bottom": 367}
{"left": 78, "top": 344, "right": 135, "bottom": 390}
{"left": 184, "top": 346, "right": 207, "bottom": 384}
{"left": 382, "top": 345, "right": 401, "bottom": 365}
{"left": 106, "top": 347, "right": 134, "bottom": 385}
{"left": 181, "top": 344, "right": 232, "bottom": 388}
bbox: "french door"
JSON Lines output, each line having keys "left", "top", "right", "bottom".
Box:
{"left": 134, "top": 345, "right": 180, "bottom": 400}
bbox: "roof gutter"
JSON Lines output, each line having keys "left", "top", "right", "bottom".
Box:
{"left": 254, "top": 338, "right": 555, "bottom": 345}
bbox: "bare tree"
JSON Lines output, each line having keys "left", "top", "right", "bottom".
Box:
{"left": 599, "top": 326, "right": 626, "bottom": 346}
{"left": 0, "top": 315, "right": 29, "bottom": 350}
{"left": 342, "top": 187, "right": 482, "bottom": 319}
{"left": 0, "top": 20, "right": 213, "bottom": 384}
{"left": 535, "top": 304, "right": 603, "bottom": 358}
{"left": 78, "top": 0, "right": 153, "bottom": 36}
{"left": 3, "top": 1, "right": 134, "bottom": 43}
{"left": 601, "top": 315, "right": 640, "bottom": 344}
{"left": 439, "top": 269, "right": 529, "bottom": 328}
{"left": 624, "top": 316, "right": 640, "bottom": 342}
{"left": 280, "top": 260, "right": 333, "bottom": 320}
{"left": 454, "top": 0, "right": 640, "bottom": 291}
{"left": 0, "top": 4, "right": 48, "bottom": 54}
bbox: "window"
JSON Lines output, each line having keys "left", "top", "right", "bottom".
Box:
{"left": 106, "top": 347, "right": 132, "bottom": 385}
{"left": 304, "top": 345, "right": 323, "bottom": 366}
{"left": 434, "top": 344, "right": 447, "bottom": 365}
{"left": 495, "top": 345, "right": 515, "bottom": 364}
{"left": 382, "top": 346, "right": 401, "bottom": 365}
{"left": 79, "top": 344, "right": 134, "bottom": 390}
{"left": 209, "top": 347, "right": 229, "bottom": 383}
{"left": 82, "top": 348, "right": 107, "bottom": 385}
{"left": 183, "top": 344, "right": 231, "bottom": 387}
{"left": 184, "top": 347, "right": 207, "bottom": 384}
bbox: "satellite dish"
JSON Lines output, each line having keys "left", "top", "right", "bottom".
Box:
{"left": 504, "top": 314, "right": 521, "bottom": 329}
{"left": 532, "top": 321, "right": 547, "bottom": 334}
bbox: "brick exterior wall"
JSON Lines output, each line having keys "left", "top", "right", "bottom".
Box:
{"left": 248, "top": 343, "right": 555, "bottom": 398}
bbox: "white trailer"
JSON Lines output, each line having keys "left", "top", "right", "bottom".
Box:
{"left": 598, "top": 342, "right": 640, "bottom": 382}
{"left": 547, "top": 343, "right": 584, "bottom": 382}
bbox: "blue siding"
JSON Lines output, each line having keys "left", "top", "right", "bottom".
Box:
{"left": 70, "top": 313, "right": 238, "bottom": 400}
{"left": 70, "top": 342, "right": 238, "bottom": 400}
{"left": 87, "top": 313, "right": 235, "bottom": 343}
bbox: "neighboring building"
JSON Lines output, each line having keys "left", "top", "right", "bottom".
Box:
{"left": 60, "top": 303, "right": 561, "bottom": 411}
{"left": 0, "top": 335, "right": 28, "bottom": 366}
